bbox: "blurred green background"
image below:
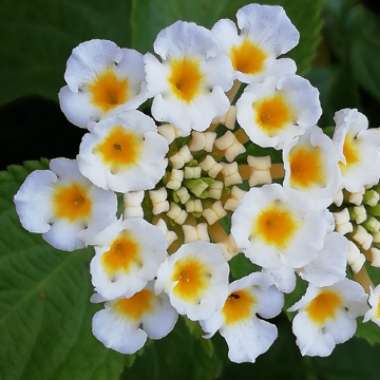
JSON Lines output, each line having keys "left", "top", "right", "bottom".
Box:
{"left": 1, "top": 0, "right": 380, "bottom": 379}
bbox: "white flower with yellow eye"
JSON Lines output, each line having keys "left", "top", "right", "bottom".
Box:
{"left": 333, "top": 108, "right": 380, "bottom": 192}
{"left": 91, "top": 283, "right": 178, "bottom": 354}
{"left": 144, "top": 21, "right": 233, "bottom": 134}
{"left": 201, "top": 273, "right": 283, "bottom": 363}
{"left": 59, "top": 39, "right": 147, "bottom": 129}
{"left": 283, "top": 127, "right": 341, "bottom": 209}
{"left": 14, "top": 158, "right": 117, "bottom": 252}
{"left": 231, "top": 184, "right": 333, "bottom": 291}
{"left": 288, "top": 280, "right": 368, "bottom": 357}
{"left": 212, "top": 4, "right": 298, "bottom": 83}
{"left": 90, "top": 218, "right": 167, "bottom": 300}
{"left": 77, "top": 110, "right": 168, "bottom": 193}
{"left": 236, "top": 75, "right": 322, "bottom": 150}
{"left": 363, "top": 285, "right": 380, "bottom": 327}
{"left": 155, "top": 241, "right": 229, "bottom": 321}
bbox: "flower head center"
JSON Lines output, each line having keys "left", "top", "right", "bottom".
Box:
{"left": 113, "top": 289, "right": 153, "bottom": 320}
{"left": 222, "top": 289, "right": 255, "bottom": 325}
{"left": 306, "top": 290, "right": 342, "bottom": 325}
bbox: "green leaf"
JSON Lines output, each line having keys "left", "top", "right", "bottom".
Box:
{"left": 0, "top": 0, "right": 131, "bottom": 105}
{"left": 122, "top": 318, "right": 223, "bottom": 380}
{"left": 1, "top": 0, "right": 323, "bottom": 105}
{"left": 130, "top": 0, "right": 322, "bottom": 73}
{"left": 229, "top": 253, "right": 259, "bottom": 280}
{"left": 0, "top": 162, "right": 125, "bottom": 380}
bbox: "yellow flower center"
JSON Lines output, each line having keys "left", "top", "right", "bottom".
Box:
{"left": 222, "top": 289, "right": 255, "bottom": 325}
{"left": 306, "top": 290, "right": 342, "bottom": 325}
{"left": 89, "top": 69, "right": 129, "bottom": 112}
{"left": 230, "top": 38, "right": 267, "bottom": 75}
{"left": 113, "top": 289, "right": 154, "bottom": 321}
{"left": 168, "top": 57, "right": 203, "bottom": 103}
{"left": 376, "top": 298, "right": 380, "bottom": 319}
{"left": 253, "top": 202, "right": 299, "bottom": 249}
{"left": 96, "top": 126, "right": 142, "bottom": 169}
{"left": 289, "top": 145, "right": 326, "bottom": 189}
{"left": 255, "top": 94, "right": 294, "bottom": 135}
{"left": 339, "top": 133, "right": 360, "bottom": 173}
{"left": 172, "top": 257, "right": 210, "bottom": 302}
{"left": 53, "top": 183, "right": 92, "bottom": 222}
{"left": 102, "top": 232, "right": 140, "bottom": 275}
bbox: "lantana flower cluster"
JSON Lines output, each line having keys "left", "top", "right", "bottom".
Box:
{"left": 13, "top": 3, "right": 380, "bottom": 361}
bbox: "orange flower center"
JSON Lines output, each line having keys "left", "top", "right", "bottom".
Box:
{"left": 306, "top": 290, "right": 342, "bottom": 325}
{"left": 113, "top": 289, "right": 154, "bottom": 321}
{"left": 222, "top": 289, "right": 255, "bottom": 325}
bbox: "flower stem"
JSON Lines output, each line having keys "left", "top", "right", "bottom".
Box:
{"left": 353, "top": 266, "right": 373, "bottom": 293}
{"left": 227, "top": 80, "right": 241, "bottom": 103}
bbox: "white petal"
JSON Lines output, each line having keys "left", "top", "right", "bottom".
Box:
{"left": 292, "top": 312, "right": 335, "bottom": 357}
{"left": 300, "top": 232, "right": 348, "bottom": 287}
{"left": 14, "top": 170, "right": 56, "bottom": 233}
{"left": 262, "top": 266, "right": 296, "bottom": 294}
{"left": 142, "top": 293, "right": 178, "bottom": 339}
{"left": 221, "top": 318, "right": 278, "bottom": 363}
{"left": 324, "top": 310, "right": 357, "bottom": 344}
{"left": 236, "top": 4, "right": 300, "bottom": 56}
{"left": 92, "top": 307, "right": 147, "bottom": 354}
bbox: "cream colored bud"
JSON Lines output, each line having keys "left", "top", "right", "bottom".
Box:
{"left": 224, "top": 172, "right": 243, "bottom": 186}
{"left": 200, "top": 155, "right": 217, "bottom": 171}
{"left": 231, "top": 186, "right": 246, "bottom": 200}
{"left": 351, "top": 206, "right": 367, "bottom": 224}
{"left": 152, "top": 200, "right": 170, "bottom": 215}
{"left": 209, "top": 163, "right": 223, "bottom": 178}
{"left": 124, "top": 206, "right": 144, "bottom": 218}
{"left": 219, "top": 235, "right": 239, "bottom": 260}
{"left": 215, "top": 131, "right": 235, "bottom": 151}
{"left": 183, "top": 225, "right": 199, "bottom": 243}
{"left": 224, "top": 198, "right": 239, "bottom": 211}
{"left": 348, "top": 191, "right": 364, "bottom": 206}
{"left": 157, "top": 124, "right": 177, "bottom": 144}
{"left": 224, "top": 106, "right": 237, "bottom": 130}
{"left": 202, "top": 209, "right": 219, "bottom": 225}
{"left": 208, "top": 188, "right": 223, "bottom": 200}
{"left": 334, "top": 190, "right": 344, "bottom": 207}
{"left": 185, "top": 199, "right": 203, "bottom": 213}
{"left": 155, "top": 218, "right": 177, "bottom": 246}
{"left": 166, "top": 169, "right": 184, "bottom": 190}
{"left": 347, "top": 242, "right": 365, "bottom": 273}
{"left": 203, "top": 132, "right": 217, "bottom": 152}
{"left": 249, "top": 170, "right": 272, "bottom": 187}
{"left": 222, "top": 162, "right": 239, "bottom": 176}
{"left": 225, "top": 141, "right": 246, "bottom": 162}
{"left": 336, "top": 221, "right": 353, "bottom": 235}
{"left": 373, "top": 231, "right": 380, "bottom": 244}
{"left": 247, "top": 155, "right": 271, "bottom": 170}
{"left": 124, "top": 191, "right": 144, "bottom": 207}
{"left": 197, "top": 223, "right": 210, "bottom": 241}
{"left": 370, "top": 248, "right": 380, "bottom": 268}
{"left": 333, "top": 209, "right": 350, "bottom": 225}
{"left": 352, "top": 225, "right": 373, "bottom": 250}
{"left": 170, "top": 145, "right": 193, "bottom": 169}
{"left": 167, "top": 203, "right": 187, "bottom": 225}
{"left": 184, "top": 166, "right": 202, "bottom": 179}
{"left": 176, "top": 187, "right": 190, "bottom": 204}
{"left": 189, "top": 131, "right": 206, "bottom": 151}
{"left": 212, "top": 201, "right": 227, "bottom": 218}
{"left": 149, "top": 188, "right": 167, "bottom": 203}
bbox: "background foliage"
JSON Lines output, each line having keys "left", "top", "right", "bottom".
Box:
{"left": 0, "top": 0, "right": 380, "bottom": 379}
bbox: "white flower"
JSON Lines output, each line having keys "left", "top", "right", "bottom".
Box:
{"left": 364, "top": 284, "right": 380, "bottom": 327}
{"left": 333, "top": 108, "right": 380, "bottom": 192}
{"left": 155, "top": 241, "right": 229, "bottom": 321}
{"left": 236, "top": 75, "right": 322, "bottom": 149}
{"left": 212, "top": 4, "right": 298, "bottom": 83}
{"left": 59, "top": 39, "right": 147, "bottom": 129}
{"left": 144, "top": 21, "right": 233, "bottom": 134}
{"left": 283, "top": 127, "right": 341, "bottom": 209}
{"left": 14, "top": 158, "right": 117, "bottom": 252}
{"left": 231, "top": 184, "right": 333, "bottom": 292}
{"left": 90, "top": 218, "right": 167, "bottom": 300}
{"left": 77, "top": 110, "right": 168, "bottom": 193}
{"left": 298, "top": 232, "right": 348, "bottom": 287}
{"left": 92, "top": 284, "right": 178, "bottom": 354}
{"left": 288, "top": 279, "right": 368, "bottom": 357}
{"left": 201, "top": 273, "right": 283, "bottom": 363}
